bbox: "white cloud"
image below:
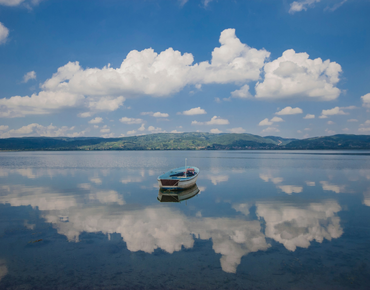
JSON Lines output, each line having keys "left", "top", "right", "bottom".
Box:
{"left": 181, "top": 107, "right": 207, "bottom": 115}
{"left": 278, "top": 185, "right": 303, "bottom": 195}
{"left": 276, "top": 106, "right": 303, "bottom": 115}
{"left": 210, "top": 128, "right": 222, "bottom": 133}
{"left": 141, "top": 111, "right": 169, "bottom": 118}
{"left": 88, "top": 117, "right": 103, "bottom": 124}
{"left": 270, "top": 116, "right": 284, "bottom": 123}
{"left": 100, "top": 128, "right": 110, "bottom": 133}
{"left": 327, "top": 120, "right": 335, "bottom": 125}
{"left": 0, "top": 125, "right": 9, "bottom": 131}
{"left": 0, "top": 0, "right": 25, "bottom": 6}
{"left": 304, "top": 114, "right": 315, "bottom": 119}
{"left": 342, "top": 128, "right": 349, "bottom": 132}
{"left": 127, "top": 130, "right": 136, "bottom": 135}
{"left": 347, "top": 119, "right": 358, "bottom": 122}
{"left": 138, "top": 124, "right": 145, "bottom": 131}
{"left": 0, "top": 123, "right": 86, "bottom": 138}
{"left": 119, "top": 117, "right": 144, "bottom": 124}
{"left": 0, "top": 29, "right": 270, "bottom": 117}
{"left": 319, "top": 115, "right": 328, "bottom": 119}
{"left": 230, "top": 84, "right": 252, "bottom": 99}
{"left": 324, "top": 0, "right": 347, "bottom": 12}
{"left": 358, "top": 127, "right": 370, "bottom": 133}
{"left": 153, "top": 112, "right": 168, "bottom": 117}
{"left": 23, "top": 71, "right": 36, "bottom": 83}
{"left": 319, "top": 106, "right": 347, "bottom": 118}
{"left": 255, "top": 49, "right": 341, "bottom": 101}
{"left": 361, "top": 93, "right": 370, "bottom": 108}
{"left": 192, "top": 116, "right": 229, "bottom": 126}
{"left": 325, "top": 128, "right": 335, "bottom": 135}
{"left": 78, "top": 112, "right": 92, "bottom": 118}
{"left": 170, "top": 130, "right": 182, "bottom": 133}
{"left": 0, "top": 22, "right": 8, "bottom": 45}
{"left": 304, "top": 128, "right": 311, "bottom": 131}
{"left": 259, "top": 117, "right": 283, "bottom": 126}
{"left": 148, "top": 126, "right": 165, "bottom": 133}
{"left": 259, "top": 118, "right": 273, "bottom": 126}
{"left": 289, "top": 0, "right": 320, "bottom": 14}
{"left": 306, "top": 181, "right": 315, "bottom": 186}
{"left": 261, "top": 127, "right": 280, "bottom": 134}
{"left": 227, "top": 127, "right": 246, "bottom": 133}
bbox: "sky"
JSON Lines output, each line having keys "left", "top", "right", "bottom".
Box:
{"left": 0, "top": 0, "right": 369, "bottom": 139}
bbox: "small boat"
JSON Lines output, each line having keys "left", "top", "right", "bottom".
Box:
{"left": 157, "top": 184, "right": 200, "bottom": 202}
{"left": 157, "top": 162, "right": 199, "bottom": 190}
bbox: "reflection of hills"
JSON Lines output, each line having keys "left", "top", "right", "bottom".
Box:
{"left": 157, "top": 185, "right": 200, "bottom": 202}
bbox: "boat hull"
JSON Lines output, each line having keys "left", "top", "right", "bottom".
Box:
{"left": 158, "top": 174, "right": 198, "bottom": 190}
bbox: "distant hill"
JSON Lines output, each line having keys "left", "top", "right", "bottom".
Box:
{"left": 0, "top": 133, "right": 369, "bottom": 151}
{"left": 284, "top": 134, "right": 370, "bottom": 149}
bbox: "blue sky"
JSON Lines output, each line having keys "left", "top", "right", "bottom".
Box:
{"left": 0, "top": 0, "right": 369, "bottom": 138}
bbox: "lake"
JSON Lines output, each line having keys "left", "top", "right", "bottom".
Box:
{"left": 0, "top": 150, "right": 370, "bottom": 289}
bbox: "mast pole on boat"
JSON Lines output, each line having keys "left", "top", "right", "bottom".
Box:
{"left": 185, "top": 158, "right": 187, "bottom": 178}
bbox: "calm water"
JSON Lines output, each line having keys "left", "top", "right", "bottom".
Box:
{"left": 0, "top": 150, "right": 370, "bottom": 289}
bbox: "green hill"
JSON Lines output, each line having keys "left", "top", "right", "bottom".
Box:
{"left": 0, "top": 133, "right": 370, "bottom": 151}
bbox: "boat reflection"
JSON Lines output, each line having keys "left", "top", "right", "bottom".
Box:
{"left": 157, "top": 184, "right": 200, "bottom": 202}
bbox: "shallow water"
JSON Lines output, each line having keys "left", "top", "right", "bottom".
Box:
{"left": 0, "top": 150, "right": 370, "bottom": 289}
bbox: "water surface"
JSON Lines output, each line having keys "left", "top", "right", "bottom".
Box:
{"left": 0, "top": 151, "right": 370, "bottom": 289}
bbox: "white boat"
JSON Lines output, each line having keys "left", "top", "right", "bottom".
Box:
{"left": 157, "top": 166, "right": 199, "bottom": 190}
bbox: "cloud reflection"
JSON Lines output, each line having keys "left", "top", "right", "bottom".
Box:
{"left": 256, "top": 200, "right": 343, "bottom": 251}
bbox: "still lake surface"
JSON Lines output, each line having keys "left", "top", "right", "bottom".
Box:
{"left": 0, "top": 150, "right": 370, "bottom": 289}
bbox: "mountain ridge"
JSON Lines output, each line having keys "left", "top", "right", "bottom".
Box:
{"left": 0, "top": 133, "right": 369, "bottom": 151}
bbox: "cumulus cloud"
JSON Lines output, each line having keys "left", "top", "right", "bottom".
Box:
{"left": 192, "top": 116, "right": 229, "bottom": 126}
{"left": 227, "top": 127, "right": 246, "bottom": 133}
{"left": 256, "top": 200, "right": 343, "bottom": 252}
{"left": 347, "top": 119, "right": 358, "bottom": 122}
{"left": 261, "top": 127, "right": 280, "bottom": 134}
{"left": 141, "top": 111, "right": 169, "bottom": 117}
{"left": 148, "top": 126, "right": 165, "bottom": 133}
{"left": 23, "top": 71, "right": 36, "bottom": 83}
{"left": 88, "top": 117, "right": 103, "bottom": 124}
{"left": 210, "top": 128, "right": 222, "bottom": 133}
{"left": 319, "top": 106, "right": 347, "bottom": 118}
{"left": 259, "top": 117, "right": 283, "bottom": 126}
{"left": 327, "top": 120, "right": 335, "bottom": 125}
{"left": 361, "top": 93, "right": 370, "bottom": 108}
{"left": 0, "top": 29, "right": 270, "bottom": 117}
{"left": 276, "top": 106, "right": 303, "bottom": 115}
{"left": 0, "top": 125, "right": 9, "bottom": 131}
{"left": 304, "top": 114, "right": 315, "bottom": 119}
{"left": 230, "top": 84, "right": 252, "bottom": 99}
{"left": 270, "top": 116, "right": 284, "bottom": 122}
{"left": 255, "top": 49, "right": 341, "bottom": 101}
{"left": 181, "top": 107, "right": 207, "bottom": 115}
{"left": 0, "top": 22, "right": 9, "bottom": 44}
{"left": 119, "top": 117, "right": 144, "bottom": 124}
{"left": 289, "top": 0, "right": 320, "bottom": 14}
{"left": 0, "top": 123, "right": 86, "bottom": 138}
{"left": 259, "top": 118, "right": 273, "bottom": 126}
